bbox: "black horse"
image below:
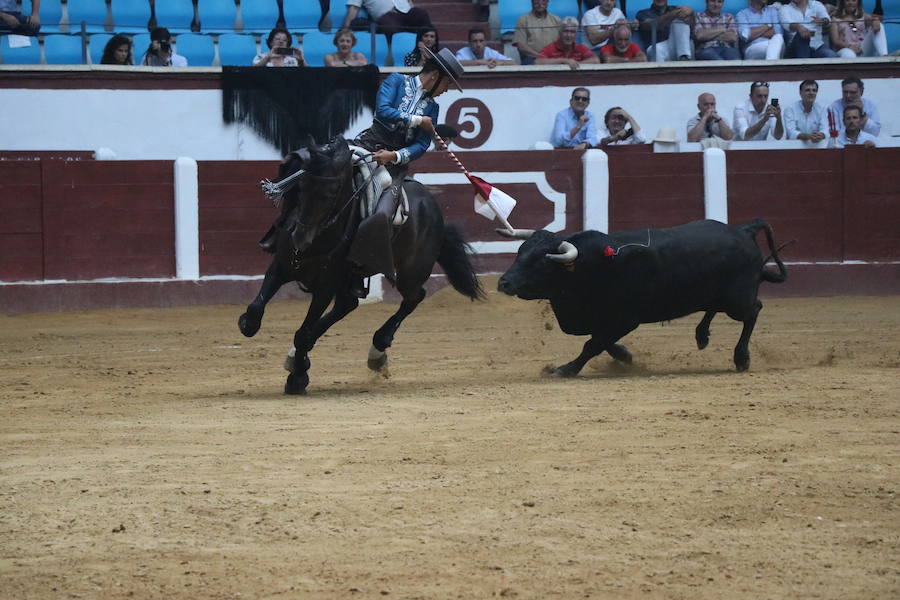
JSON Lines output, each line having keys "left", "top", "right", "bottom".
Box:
{"left": 238, "top": 136, "right": 485, "bottom": 394}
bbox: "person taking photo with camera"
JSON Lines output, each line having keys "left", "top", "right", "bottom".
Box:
{"left": 141, "top": 27, "right": 188, "bottom": 67}
{"left": 254, "top": 27, "right": 306, "bottom": 67}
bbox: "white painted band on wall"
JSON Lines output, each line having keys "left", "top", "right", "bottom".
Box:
{"left": 174, "top": 157, "right": 200, "bottom": 280}
{"left": 703, "top": 148, "right": 728, "bottom": 224}
{"left": 582, "top": 149, "right": 609, "bottom": 233}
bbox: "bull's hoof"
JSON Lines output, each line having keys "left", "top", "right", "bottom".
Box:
{"left": 238, "top": 312, "right": 261, "bottom": 338}
{"left": 734, "top": 351, "right": 750, "bottom": 372}
{"left": 284, "top": 372, "right": 309, "bottom": 395}
{"left": 367, "top": 346, "right": 388, "bottom": 371}
{"left": 607, "top": 344, "right": 633, "bottom": 364}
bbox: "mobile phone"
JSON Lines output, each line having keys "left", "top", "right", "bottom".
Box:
{"left": 274, "top": 47, "right": 293, "bottom": 55}
{"left": 772, "top": 98, "right": 779, "bottom": 107}
{"left": 622, "top": 128, "right": 634, "bottom": 139}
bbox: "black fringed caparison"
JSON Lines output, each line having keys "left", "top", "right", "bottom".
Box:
{"left": 222, "top": 65, "right": 381, "bottom": 154}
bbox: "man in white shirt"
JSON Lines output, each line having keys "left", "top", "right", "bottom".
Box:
{"left": 455, "top": 28, "right": 515, "bottom": 67}
{"left": 780, "top": 0, "right": 837, "bottom": 58}
{"left": 687, "top": 93, "right": 734, "bottom": 142}
{"left": 827, "top": 77, "right": 881, "bottom": 137}
{"left": 835, "top": 105, "right": 877, "bottom": 148}
{"left": 736, "top": 0, "right": 784, "bottom": 60}
{"left": 342, "top": 0, "right": 432, "bottom": 37}
{"left": 581, "top": 0, "right": 627, "bottom": 50}
{"left": 784, "top": 79, "right": 826, "bottom": 142}
{"left": 733, "top": 81, "right": 783, "bottom": 141}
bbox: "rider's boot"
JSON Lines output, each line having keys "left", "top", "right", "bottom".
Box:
{"left": 348, "top": 179, "right": 401, "bottom": 285}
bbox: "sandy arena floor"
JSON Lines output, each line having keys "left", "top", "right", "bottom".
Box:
{"left": 1, "top": 278, "right": 898, "bottom": 599}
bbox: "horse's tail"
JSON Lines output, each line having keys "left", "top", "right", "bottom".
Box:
{"left": 437, "top": 223, "right": 485, "bottom": 301}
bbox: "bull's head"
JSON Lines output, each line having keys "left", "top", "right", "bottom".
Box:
{"left": 496, "top": 229, "right": 578, "bottom": 300}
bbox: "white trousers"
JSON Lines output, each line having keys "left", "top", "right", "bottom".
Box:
{"left": 743, "top": 34, "right": 785, "bottom": 60}
{"left": 647, "top": 21, "right": 693, "bottom": 61}
{"left": 835, "top": 27, "right": 888, "bottom": 58}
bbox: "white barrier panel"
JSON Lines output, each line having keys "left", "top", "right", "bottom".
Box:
{"left": 703, "top": 148, "right": 728, "bottom": 223}
{"left": 582, "top": 149, "right": 609, "bottom": 233}
{"left": 174, "top": 157, "right": 200, "bottom": 280}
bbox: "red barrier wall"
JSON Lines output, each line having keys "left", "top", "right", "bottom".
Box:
{"left": 2, "top": 149, "right": 899, "bottom": 300}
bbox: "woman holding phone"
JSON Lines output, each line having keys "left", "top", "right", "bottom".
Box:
{"left": 254, "top": 27, "right": 306, "bottom": 66}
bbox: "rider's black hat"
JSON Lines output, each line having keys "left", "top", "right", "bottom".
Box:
{"left": 422, "top": 47, "right": 464, "bottom": 92}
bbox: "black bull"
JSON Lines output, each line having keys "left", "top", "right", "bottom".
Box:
{"left": 497, "top": 219, "right": 788, "bottom": 376}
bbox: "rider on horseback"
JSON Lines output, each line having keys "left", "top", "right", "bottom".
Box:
{"left": 346, "top": 47, "right": 465, "bottom": 298}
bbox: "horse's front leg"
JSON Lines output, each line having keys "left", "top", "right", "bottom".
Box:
{"left": 239, "top": 260, "right": 288, "bottom": 337}
{"left": 368, "top": 287, "right": 427, "bottom": 371}
{"left": 284, "top": 291, "right": 336, "bottom": 395}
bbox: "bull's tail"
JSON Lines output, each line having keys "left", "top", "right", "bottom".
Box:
{"left": 743, "top": 218, "right": 788, "bottom": 284}
{"left": 437, "top": 223, "right": 486, "bottom": 301}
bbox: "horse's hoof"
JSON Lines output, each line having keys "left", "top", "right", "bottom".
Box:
{"left": 238, "top": 313, "right": 261, "bottom": 338}
{"left": 734, "top": 353, "right": 750, "bottom": 372}
{"left": 367, "top": 346, "right": 388, "bottom": 371}
{"left": 696, "top": 335, "right": 709, "bottom": 350}
{"left": 284, "top": 372, "right": 309, "bottom": 395}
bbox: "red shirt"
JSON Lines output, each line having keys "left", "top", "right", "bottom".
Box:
{"left": 538, "top": 40, "right": 595, "bottom": 61}
{"left": 600, "top": 43, "right": 642, "bottom": 59}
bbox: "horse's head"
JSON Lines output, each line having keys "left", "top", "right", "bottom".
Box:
{"left": 290, "top": 136, "right": 353, "bottom": 254}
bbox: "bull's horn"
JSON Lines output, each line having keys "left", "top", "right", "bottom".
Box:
{"left": 495, "top": 228, "right": 535, "bottom": 240}
{"left": 546, "top": 241, "right": 578, "bottom": 264}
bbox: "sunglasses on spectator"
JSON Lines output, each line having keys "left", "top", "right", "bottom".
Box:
{"left": 572, "top": 96, "right": 590, "bottom": 102}
{"left": 752, "top": 81, "right": 769, "bottom": 88}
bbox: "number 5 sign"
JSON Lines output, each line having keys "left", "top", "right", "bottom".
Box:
{"left": 444, "top": 99, "right": 494, "bottom": 149}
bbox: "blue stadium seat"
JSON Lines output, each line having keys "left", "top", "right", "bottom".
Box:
{"left": 355, "top": 31, "right": 389, "bottom": 65}
{"left": 175, "top": 32, "right": 215, "bottom": 65}
{"left": 132, "top": 33, "right": 152, "bottom": 62}
{"left": 43, "top": 33, "right": 87, "bottom": 64}
{"left": 0, "top": 34, "right": 43, "bottom": 64}
{"left": 326, "top": 0, "right": 348, "bottom": 32}
{"left": 549, "top": 0, "right": 580, "bottom": 19}
{"left": 66, "top": 0, "right": 111, "bottom": 33}
{"left": 199, "top": 0, "right": 238, "bottom": 33}
{"left": 283, "top": 1, "right": 322, "bottom": 33}
{"left": 240, "top": 0, "right": 280, "bottom": 34}
{"left": 154, "top": 0, "right": 196, "bottom": 33}
{"left": 23, "top": 0, "right": 64, "bottom": 33}
{"left": 111, "top": 0, "right": 153, "bottom": 33}
{"left": 300, "top": 30, "right": 333, "bottom": 66}
{"left": 499, "top": 0, "right": 532, "bottom": 34}
{"left": 390, "top": 31, "right": 417, "bottom": 66}
{"left": 217, "top": 32, "right": 258, "bottom": 65}
{"left": 886, "top": 22, "right": 900, "bottom": 54}
{"left": 88, "top": 33, "right": 112, "bottom": 64}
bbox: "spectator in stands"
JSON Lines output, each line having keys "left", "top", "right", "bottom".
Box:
{"left": 780, "top": 0, "right": 838, "bottom": 58}
{"left": 693, "top": 0, "right": 740, "bottom": 60}
{"left": 582, "top": 0, "right": 627, "bottom": 51}
{"left": 784, "top": 79, "right": 827, "bottom": 142}
{"left": 403, "top": 26, "right": 439, "bottom": 67}
{"left": 100, "top": 35, "right": 134, "bottom": 66}
{"left": 829, "top": 0, "right": 887, "bottom": 57}
{"left": 827, "top": 76, "right": 880, "bottom": 136}
{"left": 536, "top": 17, "right": 600, "bottom": 69}
{"left": 550, "top": 87, "right": 600, "bottom": 149}
{"left": 254, "top": 27, "right": 306, "bottom": 67}
{"left": 636, "top": 0, "right": 694, "bottom": 61}
{"left": 455, "top": 28, "right": 515, "bottom": 67}
{"left": 342, "top": 0, "right": 432, "bottom": 38}
{"left": 835, "top": 105, "right": 877, "bottom": 147}
{"left": 324, "top": 28, "right": 368, "bottom": 66}
{"left": 733, "top": 81, "right": 783, "bottom": 140}
{"left": 141, "top": 27, "right": 188, "bottom": 67}
{"left": 736, "top": 0, "right": 784, "bottom": 60}
{"left": 0, "top": 0, "right": 40, "bottom": 35}
{"left": 599, "top": 106, "right": 647, "bottom": 145}
{"left": 686, "top": 92, "right": 734, "bottom": 142}
{"left": 600, "top": 24, "right": 648, "bottom": 61}
{"left": 513, "top": 0, "right": 561, "bottom": 66}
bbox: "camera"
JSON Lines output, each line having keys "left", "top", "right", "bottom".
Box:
{"left": 771, "top": 98, "right": 779, "bottom": 107}
{"left": 274, "top": 47, "right": 293, "bottom": 56}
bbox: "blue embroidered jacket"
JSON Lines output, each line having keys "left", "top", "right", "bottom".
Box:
{"left": 374, "top": 72, "right": 440, "bottom": 165}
